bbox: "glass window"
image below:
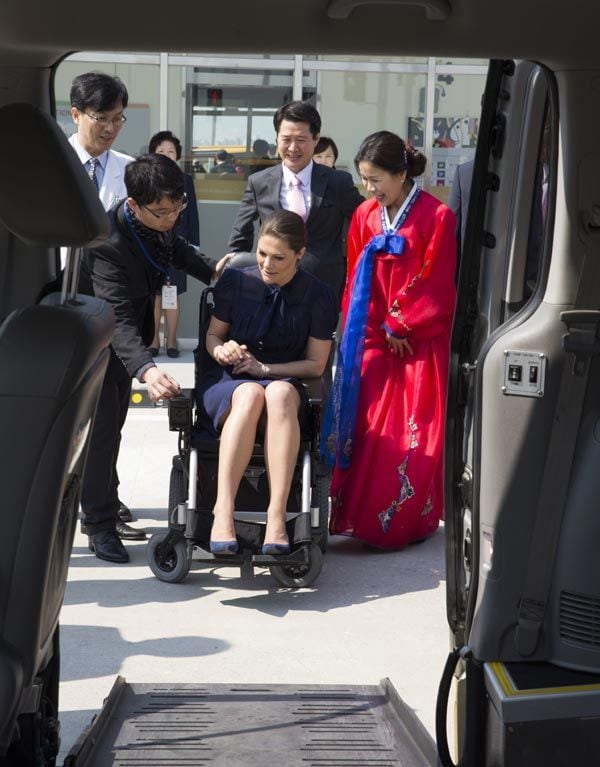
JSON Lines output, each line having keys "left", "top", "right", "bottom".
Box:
{"left": 183, "top": 67, "right": 296, "bottom": 202}
{"left": 317, "top": 70, "right": 428, "bottom": 186}
{"left": 428, "top": 70, "right": 487, "bottom": 203}
{"left": 436, "top": 57, "right": 488, "bottom": 66}
{"left": 319, "top": 54, "right": 427, "bottom": 64}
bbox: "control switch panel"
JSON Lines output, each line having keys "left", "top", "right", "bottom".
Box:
{"left": 502, "top": 350, "right": 546, "bottom": 397}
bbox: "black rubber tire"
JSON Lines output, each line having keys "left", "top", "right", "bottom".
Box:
{"left": 147, "top": 532, "right": 191, "bottom": 583}
{"left": 270, "top": 542, "right": 324, "bottom": 588}
{"left": 168, "top": 459, "right": 187, "bottom": 525}
{"left": 314, "top": 472, "right": 330, "bottom": 554}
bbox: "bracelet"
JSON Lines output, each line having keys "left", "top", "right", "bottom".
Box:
{"left": 260, "top": 363, "right": 270, "bottom": 376}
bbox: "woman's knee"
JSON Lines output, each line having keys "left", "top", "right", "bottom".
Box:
{"left": 231, "top": 383, "right": 266, "bottom": 417}
{"left": 264, "top": 381, "right": 300, "bottom": 416}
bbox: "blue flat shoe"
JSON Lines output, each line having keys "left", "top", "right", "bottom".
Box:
{"left": 209, "top": 539, "right": 238, "bottom": 555}
{"left": 261, "top": 542, "right": 291, "bottom": 556}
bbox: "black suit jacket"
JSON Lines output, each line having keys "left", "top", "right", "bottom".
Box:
{"left": 228, "top": 162, "right": 364, "bottom": 300}
{"left": 79, "top": 202, "right": 214, "bottom": 382}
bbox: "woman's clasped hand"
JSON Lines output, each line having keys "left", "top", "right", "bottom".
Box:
{"left": 385, "top": 333, "right": 413, "bottom": 357}
{"left": 213, "top": 339, "right": 249, "bottom": 367}
{"left": 213, "top": 341, "right": 267, "bottom": 377}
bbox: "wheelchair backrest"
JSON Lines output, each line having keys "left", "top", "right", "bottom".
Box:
{"left": 0, "top": 103, "right": 114, "bottom": 753}
{"left": 194, "top": 285, "right": 221, "bottom": 394}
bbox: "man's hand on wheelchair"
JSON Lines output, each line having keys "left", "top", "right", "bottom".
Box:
{"left": 213, "top": 253, "right": 233, "bottom": 279}
{"left": 142, "top": 366, "right": 182, "bottom": 403}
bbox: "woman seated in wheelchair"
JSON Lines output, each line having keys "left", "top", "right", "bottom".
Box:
{"left": 201, "top": 210, "right": 337, "bottom": 556}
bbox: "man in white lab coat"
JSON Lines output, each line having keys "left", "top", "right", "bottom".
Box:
{"left": 68, "top": 71, "right": 133, "bottom": 212}
{"left": 68, "top": 71, "right": 141, "bottom": 536}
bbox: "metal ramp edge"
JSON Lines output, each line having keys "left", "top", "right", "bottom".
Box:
{"left": 63, "top": 677, "right": 440, "bottom": 767}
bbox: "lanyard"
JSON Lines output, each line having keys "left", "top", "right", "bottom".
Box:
{"left": 124, "top": 202, "right": 171, "bottom": 282}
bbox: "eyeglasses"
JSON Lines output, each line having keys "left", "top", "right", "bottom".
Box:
{"left": 141, "top": 194, "right": 188, "bottom": 220}
{"left": 84, "top": 111, "right": 127, "bottom": 128}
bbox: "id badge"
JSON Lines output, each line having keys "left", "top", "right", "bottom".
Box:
{"left": 162, "top": 283, "right": 178, "bottom": 309}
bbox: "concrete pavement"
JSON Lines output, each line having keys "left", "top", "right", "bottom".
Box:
{"left": 58, "top": 362, "right": 449, "bottom": 762}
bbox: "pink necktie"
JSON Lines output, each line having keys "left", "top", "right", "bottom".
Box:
{"left": 289, "top": 176, "right": 307, "bottom": 220}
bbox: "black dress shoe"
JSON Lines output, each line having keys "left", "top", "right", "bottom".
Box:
{"left": 116, "top": 521, "right": 147, "bottom": 540}
{"left": 117, "top": 502, "right": 134, "bottom": 523}
{"left": 89, "top": 531, "right": 130, "bottom": 563}
{"left": 166, "top": 347, "right": 180, "bottom": 358}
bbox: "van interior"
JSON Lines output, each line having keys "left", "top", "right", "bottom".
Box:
{"left": 2, "top": 1, "right": 600, "bottom": 765}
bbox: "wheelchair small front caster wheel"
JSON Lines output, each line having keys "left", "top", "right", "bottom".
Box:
{"left": 147, "top": 532, "right": 191, "bottom": 583}
{"left": 270, "top": 542, "right": 324, "bottom": 588}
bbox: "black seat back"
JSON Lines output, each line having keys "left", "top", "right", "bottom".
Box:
{"left": 0, "top": 103, "right": 114, "bottom": 756}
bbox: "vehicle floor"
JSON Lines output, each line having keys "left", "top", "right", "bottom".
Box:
{"left": 58, "top": 403, "right": 448, "bottom": 763}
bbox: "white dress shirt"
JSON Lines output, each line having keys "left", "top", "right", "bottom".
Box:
{"left": 280, "top": 161, "right": 313, "bottom": 215}
{"left": 69, "top": 137, "right": 108, "bottom": 190}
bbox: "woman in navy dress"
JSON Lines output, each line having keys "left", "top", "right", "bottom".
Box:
{"left": 149, "top": 130, "right": 200, "bottom": 357}
{"left": 202, "top": 211, "right": 337, "bottom": 555}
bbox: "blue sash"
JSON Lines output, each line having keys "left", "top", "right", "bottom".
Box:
{"left": 320, "top": 187, "right": 419, "bottom": 469}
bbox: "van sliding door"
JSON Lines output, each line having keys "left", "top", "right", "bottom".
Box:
{"left": 445, "top": 59, "right": 555, "bottom": 649}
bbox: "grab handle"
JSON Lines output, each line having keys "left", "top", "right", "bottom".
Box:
{"left": 327, "top": 0, "right": 450, "bottom": 20}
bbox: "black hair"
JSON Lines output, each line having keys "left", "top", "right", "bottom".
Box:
{"left": 215, "top": 150, "right": 230, "bottom": 162}
{"left": 125, "top": 154, "right": 184, "bottom": 206}
{"left": 355, "top": 130, "right": 426, "bottom": 179}
{"left": 149, "top": 130, "right": 182, "bottom": 160}
{"left": 315, "top": 136, "right": 339, "bottom": 161}
{"left": 273, "top": 101, "right": 321, "bottom": 138}
{"left": 70, "top": 72, "right": 129, "bottom": 112}
{"left": 259, "top": 210, "right": 306, "bottom": 253}
{"left": 252, "top": 138, "right": 269, "bottom": 156}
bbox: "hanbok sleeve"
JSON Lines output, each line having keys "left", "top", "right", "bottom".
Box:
{"left": 383, "top": 204, "right": 457, "bottom": 339}
{"left": 212, "top": 268, "right": 236, "bottom": 324}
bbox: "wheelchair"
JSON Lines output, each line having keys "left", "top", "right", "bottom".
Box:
{"left": 147, "top": 285, "right": 331, "bottom": 588}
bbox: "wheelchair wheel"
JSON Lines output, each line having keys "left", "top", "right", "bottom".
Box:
{"left": 147, "top": 532, "right": 191, "bottom": 583}
{"left": 270, "top": 542, "right": 324, "bottom": 588}
{"left": 315, "top": 472, "right": 331, "bottom": 554}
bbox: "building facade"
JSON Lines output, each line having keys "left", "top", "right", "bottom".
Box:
{"left": 56, "top": 52, "right": 487, "bottom": 338}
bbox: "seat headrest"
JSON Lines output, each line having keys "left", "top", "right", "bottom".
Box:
{"left": 226, "top": 252, "right": 256, "bottom": 270}
{"left": 0, "top": 103, "right": 110, "bottom": 248}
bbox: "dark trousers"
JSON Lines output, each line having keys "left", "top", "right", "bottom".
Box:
{"left": 80, "top": 366, "right": 132, "bottom": 535}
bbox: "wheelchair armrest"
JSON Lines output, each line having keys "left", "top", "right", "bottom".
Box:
{"left": 302, "top": 377, "right": 324, "bottom": 405}
{"left": 168, "top": 389, "right": 194, "bottom": 432}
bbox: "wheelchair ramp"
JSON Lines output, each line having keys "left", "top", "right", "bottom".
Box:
{"left": 65, "top": 677, "right": 439, "bottom": 767}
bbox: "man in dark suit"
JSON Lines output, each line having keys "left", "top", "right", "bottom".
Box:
{"left": 227, "top": 101, "right": 364, "bottom": 302}
{"left": 449, "top": 158, "right": 473, "bottom": 255}
{"left": 79, "top": 154, "right": 228, "bottom": 563}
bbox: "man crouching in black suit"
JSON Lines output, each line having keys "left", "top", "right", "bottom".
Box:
{"left": 79, "top": 154, "right": 229, "bottom": 563}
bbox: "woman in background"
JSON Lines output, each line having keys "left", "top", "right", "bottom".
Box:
{"left": 149, "top": 130, "right": 200, "bottom": 357}
{"left": 313, "top": 136, "right": 338, "bottom": 168}
{"left": 322, "top": 130, "right": 456, "bottom": 550}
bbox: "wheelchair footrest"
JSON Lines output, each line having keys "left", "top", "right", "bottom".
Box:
{"left": 193, "top": 544, "right": 311, "bottom": 567}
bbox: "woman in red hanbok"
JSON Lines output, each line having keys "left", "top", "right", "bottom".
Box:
{"left": 321, "top": 131, "right": 456, "bottom": 549}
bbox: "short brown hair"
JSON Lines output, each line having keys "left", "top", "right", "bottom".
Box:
{"left": 259, "top": 210, "right": 306, "bottom": 253}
